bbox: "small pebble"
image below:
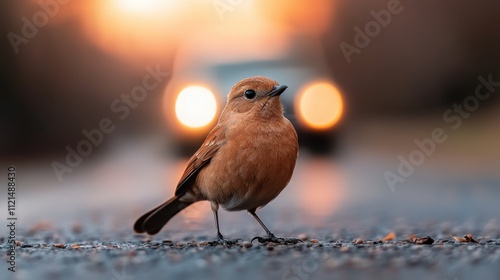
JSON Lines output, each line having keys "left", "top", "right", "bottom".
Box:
{"left": 70, "top": 244, "right": 80, "bottom": 249}
{"left": 353, "top": 239, "right": 364, "bottom": 244}
{"left": 266, "top": 243, "right": 275, "bottom": 250}
{"left": 310, "top": 239, "right": 319, "bottom": 244}
{"left": 297, "top": 233, "right": 309, "bottom": 241}
{"left": 242, "top": 241, "right": 253, "bottom": 248}
{"left": 53, "top": 243, "right": 66, "bottom": 249}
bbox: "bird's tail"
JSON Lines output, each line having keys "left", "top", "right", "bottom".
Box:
{"left": 133, "top": 196, "right": 192, "bottom": 235}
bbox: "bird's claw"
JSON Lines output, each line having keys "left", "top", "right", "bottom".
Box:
{"left": 251, "top": 234, "right": 303, "bottom": 244}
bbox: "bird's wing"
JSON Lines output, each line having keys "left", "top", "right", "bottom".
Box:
{"left": 174, "top": 125, "right": 226, "bottom": 196}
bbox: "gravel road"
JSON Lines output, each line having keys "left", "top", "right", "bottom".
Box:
{"left": 1, "top": 155, "right": 499, "bottom": 280}
{"left": 2, "top": 219, "right": 499, "bottom": 280}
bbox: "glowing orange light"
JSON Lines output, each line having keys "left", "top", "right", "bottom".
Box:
{"left": 78, "top": 0, "right": 191, "bottom": 62}
{"left": 175, "top": 86, "right": 217, "bottom": 129}
{"left": 296, "top": 82, "right": 344, "bottom": 130}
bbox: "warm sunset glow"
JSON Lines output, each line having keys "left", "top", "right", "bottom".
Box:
{"left": 257, "top": 0, "right": 336, "bottom": 36}
{"left": 112, "top": 0, "right": 171, "bottom": 13}
{"left": 78, "top": 0, "right": 191, "bottom": 62}
{"left": 175, "top": 86, "right": 217, "bottom": 129}
{"left": 296, "top": 82, "right": 344, "bottom": 130}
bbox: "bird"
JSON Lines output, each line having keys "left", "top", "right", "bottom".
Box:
{"left": 134, "top": 76, "right": 299, "bottom": 244}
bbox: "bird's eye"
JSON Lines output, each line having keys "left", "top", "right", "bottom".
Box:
{"left": 244, "top": 89, "right": 256, "bottom": 100}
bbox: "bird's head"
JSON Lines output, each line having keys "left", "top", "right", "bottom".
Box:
{"left": 221, "top": 76, "right": 288, "bottom": 120}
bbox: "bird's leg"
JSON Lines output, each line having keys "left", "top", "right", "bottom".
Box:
{"left": 213, "top": 210, "right": 224, "bottom": 241}
{"left": 209, "top": 204, "right": 240, "bottom": 245}
{"left": 249, "top": 209, "right": 302, "bottom": 244}
{"left": 248, "top": 209, "right": 274, "bottom": 237}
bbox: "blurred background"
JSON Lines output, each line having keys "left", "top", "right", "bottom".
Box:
{"left": 1, "top": 0, "right": 499, "bottom": 238}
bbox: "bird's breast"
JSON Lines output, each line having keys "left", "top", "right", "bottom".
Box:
{"left": 197, "top": 118, "right": 298, "bottom": 211}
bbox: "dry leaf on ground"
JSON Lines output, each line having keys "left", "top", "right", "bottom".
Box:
{"left": 451, "top": 234, "right": 478, "bottom": 243}
{"left": 409, "top": 234, "right": 434, "bottom": 245}
{"left": 381, "top": 232, "right": 396, "bottom": 241}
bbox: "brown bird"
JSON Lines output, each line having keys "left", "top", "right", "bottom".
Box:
{"left": 134, "top": 76, "right": 299, "bottom": 243}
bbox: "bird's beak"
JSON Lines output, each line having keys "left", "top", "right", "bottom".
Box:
{"left": 267, "top": 85, "right": 288, "bottom": 97}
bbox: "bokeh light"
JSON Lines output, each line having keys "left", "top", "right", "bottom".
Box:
{"left": 296, "top": 82, "right": 344, "bottom": 130}
{"left": 175, "top": 86, "right": 217, "bottom": 129}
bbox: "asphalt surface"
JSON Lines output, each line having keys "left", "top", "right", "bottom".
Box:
{"left": 1, "top": 150, "right": 499, "bottom": 280}
{"left": 1, "top": 220, "right": 499, "bottom": 280}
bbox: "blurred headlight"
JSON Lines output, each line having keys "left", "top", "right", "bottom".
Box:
{"left": 175, "top": 86, "right": 217, "bottom": 129}
{"left": 295, "top": 81, "right": 344, "bottom": 131}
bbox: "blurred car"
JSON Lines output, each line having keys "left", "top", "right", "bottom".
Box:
{"left": 162, "top": 26, "right": 344, "bottom": 155}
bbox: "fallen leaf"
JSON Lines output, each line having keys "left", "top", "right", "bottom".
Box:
{"left": 409, "top": 234, "right": 434, "bottom": 245}
{"left": 451, "top": 234, "right": 478, "bottom": 243}
{"left": 382, "top": 232, "right": 396, "bottom": 241}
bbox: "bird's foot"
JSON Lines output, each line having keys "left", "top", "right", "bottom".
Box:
{"left": 208, "top": 234, "right": 242, "bottom": 246}
{"left": 251, "top": 233, "right": 303, "bottom": 244}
